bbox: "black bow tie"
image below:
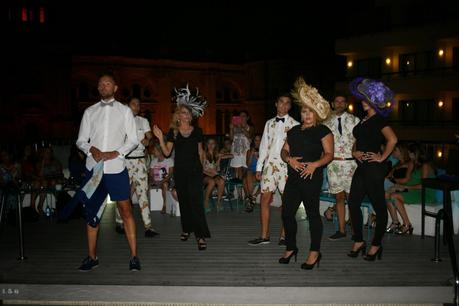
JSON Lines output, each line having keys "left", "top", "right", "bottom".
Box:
{"left": 275, "top": 117, "right": 285, "bottom": 123}
{"left": 101, "top": 101, "right": 114, "bottom": 107}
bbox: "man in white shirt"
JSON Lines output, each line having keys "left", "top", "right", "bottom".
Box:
{"left": 115, "top": 98, "right": 159, "bottom": 237}
{"left": 76, "top": 73, "right": 141, "bottom": 271}
{"left": 323, "top": 95, "right": 360, "bottom": 240}
{"left": 248, "top": 94, "right": 299, "bottom": 246}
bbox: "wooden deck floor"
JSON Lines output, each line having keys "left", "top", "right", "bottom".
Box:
{"left": 0, "top": 203, "right": 454, "bottom": 288}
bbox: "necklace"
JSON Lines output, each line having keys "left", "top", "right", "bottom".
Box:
{"left": 179, "top": 126, "right": 193, "bottom": 137}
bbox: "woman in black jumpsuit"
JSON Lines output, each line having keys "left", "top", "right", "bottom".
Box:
{"left": 153, "top": 94, "right": 210, "bottom": 251}
{"left": 279, "top": 78, "right": 333, "bottom": 270}
{"left": 347, "top": 78, "right": 397, "bottom": 261}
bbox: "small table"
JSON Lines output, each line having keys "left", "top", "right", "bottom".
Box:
{"left": 421, "top": 178, "right": 459, "bottom": 239}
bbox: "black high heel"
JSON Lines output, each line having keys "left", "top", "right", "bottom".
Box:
{"left": 395, "top": 224, "right": 413, "bottom": 235}
{"left": 301, "top": 252, "right": 322, "bottom": 270}
{"left": 278, "top": 248, "right": 298, "bottom": 264}
{"left": 364, "top": 246, "right": 383, "bottom": 261}
{"left": 385, "top": 221, "right": 401, "bottom": 233}
{"left": 180, "top": 232, "right": 190, "bottom": 241}
{"left": 347, "top": 242, "right": 366, "bottom": 258}
{"left": 197, "top": 238, "right": 207, "bottom": 251}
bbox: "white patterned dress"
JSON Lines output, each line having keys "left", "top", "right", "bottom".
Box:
{"left": 230, "top": 126, "right": 251, "bottom": 168}
{"left": 324, "top": 111, "right": 360, "bottom": 194}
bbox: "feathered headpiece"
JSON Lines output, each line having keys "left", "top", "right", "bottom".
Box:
{"left": 291, "top": 77, "right": 331, "bottom": 120}
{"left": 349, "top": 77, "right": 394, "bottom": 117}
{"left": 173, "top": 84, "right": 208, "bottom": 118}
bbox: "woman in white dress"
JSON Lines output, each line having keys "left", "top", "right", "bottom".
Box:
{"left": 229, "top": 111, "right": 253, "bottom": 180}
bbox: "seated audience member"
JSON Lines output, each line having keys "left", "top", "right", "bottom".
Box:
{"left": 385, "top": 143, "right": 413, "bottom": 233}
{"left": 149, "top": 144, "right": 174, "bottom": 214}
{"left": 203, "top": 138, "right": 225, "bottom": 213}
{"left": 34, "top": 147, "right": 63, "bottom": 214}
{"left": 386, "top": 143, "right": 436, "bottom": 235}
{"left": 243, "top": 134, "right": 261, "bottom": 212}
{"left": 219, "top": 137, "right": 234, "bottom": 176}
{"left": 21, "top": 145, "right": 39, "bottom": 184}
{"left": 0, "top": 150, "right": 22, "bottom": 210}
{"left": 68, "top": 144, "right": 86, "bottom": 186}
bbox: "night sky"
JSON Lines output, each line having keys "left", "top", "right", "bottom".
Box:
{"left": 7, "top": 0, "right": 459, "bottom": 63}
{"left": 13, "top": 1, "right": 362, "bottom": 62}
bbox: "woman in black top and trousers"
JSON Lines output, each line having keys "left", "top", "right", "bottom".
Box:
{"left": 153, "top": 85, "right": 210, "bottom": 250}
{"left": 279, "top": 78, "right": 334, "bottom": 269}
{"left": 347, "top": 78, "right": 397, "bottom": 261}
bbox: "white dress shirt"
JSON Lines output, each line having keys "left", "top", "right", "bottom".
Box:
{"left": 128, "top": 115, "right": 151, "bottom": 158}
{"left": 76, "top": 99, "right": 139, "bottom": 174}
{"left": 256, "top": 114, "right": 299, "bottom": 172}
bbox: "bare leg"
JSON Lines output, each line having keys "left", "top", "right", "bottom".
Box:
{"left": 86, "top": 224, "right": 99, "bottom": 259}
{"left": 335, "top": 191, "right": 346, "bottom": 233}
{"left": 260, "top": 192, "right": 273, "bottom": 239}
{"left": 215, "top": 177, "right": 225, "bottom": 201}
{"left": 279, "top": 200, "right": 285, "bottom": 239}
{"left": 242, "top": 173, "right": 249, "bottom": 198}
{"left": 161, "top": 182, "right": 168, "bottom": 213}
{"left": 246, "top": 172, "right": 255, "bottom": 198}
{"left": 171, "top": 189, "right": 178, "bottom": 202}
{"left": 117, "top": 200, "right": 137, "bottom": 257}
{"left": 37, "top": 192, "right": 46, "bottom": 214}
{"left": 391, "top": 193, "right": 411, "bottom": 226}
{"left": 385, "top": 192, "right": 399, "bottom": 222}
{"left": 236, "top": 167, "right": 242, "bottom": 180}
{"left": 203, "top": 177, "right": 215, "bottom": 209}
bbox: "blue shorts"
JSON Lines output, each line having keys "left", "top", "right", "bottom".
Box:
{"left": 83, "top": 168, "right": 130, "bottom": 202}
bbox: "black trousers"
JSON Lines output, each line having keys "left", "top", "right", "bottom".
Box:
{"left": 282, "top": 173, "right": 323, "bottom": 252}
{"left": 348, "top": 162, "right": 388, "bottom": 246}
{"left": 174, "top": 168, "right": 211, "bottom": 238}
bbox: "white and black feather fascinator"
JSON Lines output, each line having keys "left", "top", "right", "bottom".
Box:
{"left": 173, "top": 84, "right": 208, "bottom": 118}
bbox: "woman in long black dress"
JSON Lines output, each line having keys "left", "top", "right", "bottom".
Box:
{"left": 279, "top": 78, "right": 334, "bottom": 270}
{"left": 153, "top": 85, "right": 210, "bottom": 250}
{"left": 347, "top": 78, "right": 397, "bottom": 261}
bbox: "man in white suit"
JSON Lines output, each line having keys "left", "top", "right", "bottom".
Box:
{"left": 248, "top": 94, "right": 299, "bottom": 246}
{"left": 324, "top": 95, "right": 360, "bottom": 240}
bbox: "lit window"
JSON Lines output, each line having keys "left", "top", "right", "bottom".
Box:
{"left": 437, "top": 149, "right": 443, "bottom": 158}
{"left": 39, "top": 7, "right": 45, "bottom": 24}
{"left": 399, "top": 53, "right": 416, "bottom": 75}
{"left": 22, "top": 7, "right": 27, "bottom": 22}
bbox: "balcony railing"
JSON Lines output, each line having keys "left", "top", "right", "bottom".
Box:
{"left": 345, "top": 66, "right": 459, "bottom": 81}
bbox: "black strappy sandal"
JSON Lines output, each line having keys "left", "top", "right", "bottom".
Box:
{"left": 180, "top": 232, "right": 190, "bottom": 241}
{"left": 197, "top": 238, "right": 207, "bottom": 251}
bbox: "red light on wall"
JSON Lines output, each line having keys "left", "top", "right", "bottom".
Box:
{"left": 21, "top": 7, "right": 27, "bottom": 22}
{"left": 39, "top": 7, "right": 45, "bottom": 23}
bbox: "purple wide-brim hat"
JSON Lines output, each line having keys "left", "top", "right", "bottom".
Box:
{"left": 349, "top": 77, "right": 394, "bottom": 117}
